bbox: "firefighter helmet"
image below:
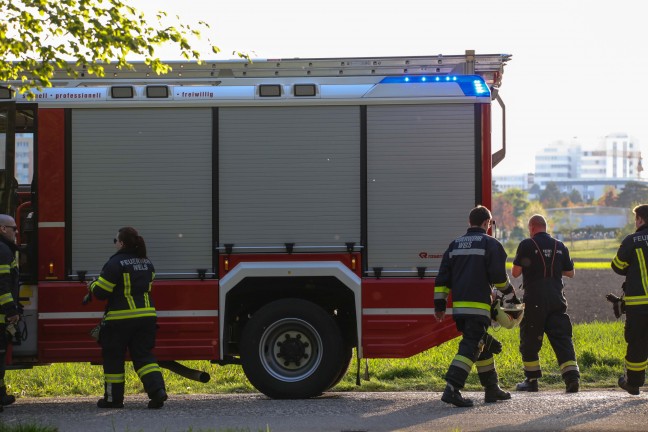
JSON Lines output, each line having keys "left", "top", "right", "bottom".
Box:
{"left": 492, "top": 300, "right": 525, "bottom": 329}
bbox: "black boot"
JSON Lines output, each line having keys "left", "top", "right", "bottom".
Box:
{"left": 516, "top": 378, "right": 539, "bottom": 392}
{"left": 0, "top": 386, "right": 15, "bottom": 406}
{"left": 98, "top": 381, "right": 125, "bottom": 408}
{"left": 618, "top": 376, "right": 640, "bottom": 395}
{"left": 441, "top": 384, "right": 473, "bottom": 407}
{"left": 147, "top": 388, "right": 168, "bottom": 409}
{"left": 565, "top": 379, "right": 580, "bottom": 393}
{"left": 485, "top": 385, "right": 511, "bottom": 403}
{"left": 97, "top": 398, "right": 124, "bottom": 408}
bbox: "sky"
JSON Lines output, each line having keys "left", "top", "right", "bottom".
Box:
{"left": 133, "top": 0, "right": 646, "bottom": 175}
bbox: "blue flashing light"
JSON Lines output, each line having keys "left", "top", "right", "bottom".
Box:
{"left": 379, "top": 75, "right": 491, "bottom": 97}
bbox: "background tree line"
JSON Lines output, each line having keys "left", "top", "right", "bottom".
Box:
{"left": 491, "top": 180, "right": 648, "bottom": 245}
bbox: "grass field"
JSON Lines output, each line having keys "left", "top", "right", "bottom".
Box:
{"left": 504, "top": 238, "right": 618, "bottom": 270}
{"left": 5, "top": 321, "right": 626, "bottom": 399}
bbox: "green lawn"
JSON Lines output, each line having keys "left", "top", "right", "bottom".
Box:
{"left": 505, "top": 237, "right": 618, "bottom": 269}
{"left": 568, "top": 238, "right": 618, "bottom": 260}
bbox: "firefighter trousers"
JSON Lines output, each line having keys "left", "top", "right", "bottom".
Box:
{"left": 520, "top": 280, "right": 579, "bottom": 382}
{"left": 445, "top": 316, "right": 500, "bottom": 390}
{"left": 100, "top": 316, "right": 165, "bottom": 403}
{"left": 623, "top": 312, "right": 648, "bottom": 387}
{"left": 0, "top": 324, "right": 6, "bottom": 387}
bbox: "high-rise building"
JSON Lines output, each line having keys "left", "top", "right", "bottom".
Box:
{"left": 533, "top": 138, "right": 582, "bottom": 188}
{"left": 16, "top": 133, "right": 34, "bottom": 185}
{"left": 532, "top": 133, "right": 644, "bottom": 201}
{"left": 494, "top": 133, "right": 645, "bottom": 202}
{"left": 580, "top": 133, "right": 640, "bottom": 180}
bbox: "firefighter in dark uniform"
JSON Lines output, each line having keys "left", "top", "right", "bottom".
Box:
{"left": 435, "top": 205, "right": 518, "bottom": 407}
{"left": 0, "top": 215, "right": 19, "bottom": 412}
{"left": 89, "top": 227, "right": 167, "bottom": 409}
{"left": 512, "top": 214, "right": 579, "bottom": 393}
{"left": 612, "top": 204, "right": 648, "bottom": 395}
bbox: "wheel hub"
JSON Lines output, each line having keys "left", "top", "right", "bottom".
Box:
{"left": 276, "top": 333, "right": 310, "bottom": 366}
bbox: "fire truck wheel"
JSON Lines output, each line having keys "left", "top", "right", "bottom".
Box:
{"left": 327, "top": 345, "right": 353, "bottom": 390}
{"left": 240, "top": 298, "right": 345, "bottom": 399}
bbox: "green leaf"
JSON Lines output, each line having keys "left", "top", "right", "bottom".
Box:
{"left": 1, "top": 0, "right": 235, "bottom": 94}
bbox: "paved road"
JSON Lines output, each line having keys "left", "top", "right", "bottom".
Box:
{"left": 1, "top": 390, "right": 646, "bottom": 432}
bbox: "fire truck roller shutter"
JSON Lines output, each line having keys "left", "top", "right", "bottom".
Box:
{"left": 71, "top": 108, "right": 213, "bottom": 276}
{"left": 366, "top": 104, "right": 477, "bottom": 273}
{"left": 219, "top": 106, "right": 360, "bottom": 249}
{"left": 240, "top": 298, "right": 346, "bottom": 399}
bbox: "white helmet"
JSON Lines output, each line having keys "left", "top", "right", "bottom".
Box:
{"left": 492, "top": 300, "right": 525, "bottom": 329}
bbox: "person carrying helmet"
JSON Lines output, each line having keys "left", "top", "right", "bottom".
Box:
{"left": 512, "top": 214, "right": 579, "bottom": 393}
{"left": 435, "top": 205, "right": 519, "bottom": 407}
{"left": 0, "top": 215, "right": 19, "bottom": 411}
{"left": 611, "top": 204, "right": 648, "bottom": 395}
{"left": 88, "top": 227, "right": 167, "bottom": 409}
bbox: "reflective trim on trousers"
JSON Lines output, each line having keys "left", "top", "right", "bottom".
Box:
{"left": 475, "top": 357, "right": 495, "bottom": 374}
{"left": 523, "top": 360, "right": 541, "bottom": 372}
{"left": 450, "top": 355, "right": 474, "bottom": 373}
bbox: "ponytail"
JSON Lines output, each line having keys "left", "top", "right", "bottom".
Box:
{"left": 117, "top": 227, "right": 148, "bottom": 258}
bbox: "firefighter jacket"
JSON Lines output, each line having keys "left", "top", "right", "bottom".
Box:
{"left": 612, "top": 223, "right": 648, "bottom": 313}
{"left": 90, "top": 249, "right": 156, "bottom": 321}
{"left": 0, "top": 236, "right": 19, "bottom": 324}
{"left": 434, "top": 227, "right": 510, "bottom": 319}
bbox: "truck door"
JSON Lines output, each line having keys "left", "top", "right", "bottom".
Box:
{"left": 0, "top": 102, "right": 17, "bottom": 215}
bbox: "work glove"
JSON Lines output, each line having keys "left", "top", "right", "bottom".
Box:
{"left": 606, "top": 293, "right": 625, "bottom": 319}
{"left": 501, "top": 284, "right": 521, "bottom": 307}
{"left": 482, "top": 333, "right": 502, "bottom": 355}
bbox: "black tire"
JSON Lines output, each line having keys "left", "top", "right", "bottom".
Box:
{"left": 327, "top": 345, "right": 353, "bottom": 390}
{"left": 240, "top": 298, "right": 345, "bottom": 399}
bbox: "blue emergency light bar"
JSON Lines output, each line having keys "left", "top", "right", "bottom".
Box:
{"left": 379, "top": 75, "right": 490, "bottom": 97}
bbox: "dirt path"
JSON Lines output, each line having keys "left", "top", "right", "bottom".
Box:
{"left": 2, "top": 391, "right": 645, "bottom": 432}
{"left": 510, "top": 268, "right": 622, "bottom": 324}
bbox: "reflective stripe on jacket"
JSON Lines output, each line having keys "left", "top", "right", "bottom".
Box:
{"left": 90, "top": 251, "right": 156, "bottom": 320}
{"left": 612, "top": 224, "right": 648, "bottom": 313}
{"left": 435, "top": 227, "right": 509, "bottom": 318}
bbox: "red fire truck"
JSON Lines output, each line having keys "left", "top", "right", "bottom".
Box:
{"left": 0, "top": 50, "right": 511, "bottom": 398}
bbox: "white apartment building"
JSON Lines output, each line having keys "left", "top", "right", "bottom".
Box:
{"left": 580, "top": 132, "right": 640, "bottom": 180}
{"left": 0, "top": 133, "right": 33, "bottom": 185}
{"left": 532, "top": 133, "right": 643, "bottom": 200}
{"left": 493, "top": 173, "right": 534, "bottom": 192}
{"left": 533, "top": 138, "right": 582, "bottom": 188}
{"left": 16, "top": 133, "right": 34, "bottom": 185}
{"left": 493, "top": 133, "right": 645, "bottom": 203}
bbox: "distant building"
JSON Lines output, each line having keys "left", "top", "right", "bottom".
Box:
{"left": 16, "top": 133, "right": 34, "bottom": 185}
{"left": 493, "top": 173, "right": 534, "bottom": 192}
{"left": 580, "top": 132, "right": 640, "bottom": 180}
{"left": 0, "top": 133, "right": 34, "bottom": 185}
{"left": 534, "top": 138, "right": 582, "bottom": 188}
{"left": 531, "top": 133, "right": 643, "bottom": 201}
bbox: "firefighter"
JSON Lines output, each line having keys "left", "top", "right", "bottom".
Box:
{"left": 89, "top": 227, "right": 167, "bottom": 409}
{"left": 435, "top": 205, "right": 518, "bottom": 407}
{"left": 512, "top": 214, "right": 579, "bottom": 393}
{"left": 0, "top": 215, "right": 19, "bottom": 411}
{"left": 612, "top": 204, "right": 648, "bottom": 395}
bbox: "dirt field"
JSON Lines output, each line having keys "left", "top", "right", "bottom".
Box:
{"left": 510, "top": 269, "right": 622, "bottom": 324}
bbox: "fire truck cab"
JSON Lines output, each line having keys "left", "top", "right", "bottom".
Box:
{"left": 0, "top": 50, "right": 511, "bottom": 398}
